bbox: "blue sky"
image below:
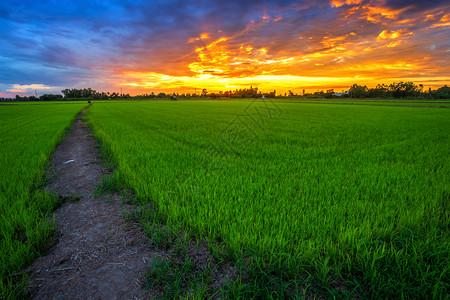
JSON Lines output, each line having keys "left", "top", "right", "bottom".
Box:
{"left": 0, "top": 0, "right": 449, "bottom": 96}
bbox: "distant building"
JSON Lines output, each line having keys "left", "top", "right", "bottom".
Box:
{"left": 333, "top": 91, "right": 349, "bottom": 97}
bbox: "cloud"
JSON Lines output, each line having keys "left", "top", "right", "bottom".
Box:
{"left": 11, "top": 84, "right": 51, "bottom": 90}
{"left": 376, "top": 29, "right": 413, "bottom": 40}
{"left": 330, "top": 0, "right": 363, "bottom": 8}
{"left": 1, "top": 83, "right": 57, "bottom": 97}
{"left": 0, "top": 0, "right": 448, "bottom": 94}
{"left": 5, "top": 89, "right": 25, "bottom": 93}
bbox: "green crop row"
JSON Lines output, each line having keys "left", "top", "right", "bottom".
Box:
{"left": 0, "top": 103, "right": 85, "bottom": 298}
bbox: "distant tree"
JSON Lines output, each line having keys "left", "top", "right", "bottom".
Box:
{"left": 368, "top": 84, "right": 389, "bottom": 98}
{"left": 432, "top": 85, "right": 450, "bottom": 99}
{"left": 325, "top": 89, "right": 334, "bottom": 98}
{"left": 201, "top": 89, "right": 208, "bottom": 97}
{"left": 209, "top": 93, "right": 219, "bottom": 99}
{"left": 40, "top": 94, "right": 63, "bottom": 101}
{"left": 349, "top": 84, "right": 368, "bottom": 98}
{"left": 389, "top": 82, "right": 419, "bottom": 98}
{"left": 314, "top": 90, "right": 325, "bottom": 98}
{"left": 268, "top": 90, "right": 276, "bottom": 98}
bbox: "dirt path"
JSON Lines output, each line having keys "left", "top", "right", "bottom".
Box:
{"left": 27, "top": 110, "right": 157, "bottom": 299}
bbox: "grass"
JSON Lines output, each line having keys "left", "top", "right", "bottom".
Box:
{"left": 0, "top": 102, "right": 86, "bottom": 298}
{"left": 146, "top": 255, "right": 208, "bottom": 299}
{"left": 279, "top": 97, "right": 450, "bottom": 107}
{"left": 85, "top": 100, "right": 449, "bottom": 298}
{"left": 94, "top": 173, "right": 121, "bottom": 196}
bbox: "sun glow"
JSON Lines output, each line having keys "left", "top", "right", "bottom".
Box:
{"left": 1, "top": 0, "right": 448, "bottom": 99}
{"left": 110, "top": 3, "right": 449, "bottom": 96}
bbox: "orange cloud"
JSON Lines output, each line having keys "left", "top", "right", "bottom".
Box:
{"left": 343, "top": 4, "right": 412, "bottom": 25}
{"left": 109, "top": 3, "right": 449, "bottom": 95}
{"left": 345, "top": 62, "right": 421, "bottom": 72}
{"left": 330, "top": 0, "right": 363, "bottom": 8}
{"left": 442, "top": 13, "right": 450, "bottom": 22}
{"left": 425, "top": 14, "right": 439, "bottom": 22}
{"left": 386, "top": 40, "right": 405, "bottom": 48}
{"left": 377, "top": 29, "right": 413, "bottom": 40}
{"left": 321, "top": 32, "right": 356, "bottom": 48}
{"left": 429, "top": 13, "right": 450, "bottom": 28}
{"left": 429, "top": 22, "right": 450, "bottom": 28}
{"left": 187, "top": 35, "right": 295, "bottom": 77}
{"left": 188, "top": 33, "right": 211, "bottom": 43}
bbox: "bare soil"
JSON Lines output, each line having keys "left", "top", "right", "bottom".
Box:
{"left": 27, "top": 111, "right": 159, "bottom": 299}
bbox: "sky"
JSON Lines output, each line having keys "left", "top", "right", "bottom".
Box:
{"left": 0, "top": 0, "right": 449, "bottom": 97}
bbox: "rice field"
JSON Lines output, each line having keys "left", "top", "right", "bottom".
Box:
{"left": 0, "top": 103, "right": 86, "bottom": 298}
{"left": 285, "top": 98, "right": 450, "bottom": 107}
{"left": 85, "top": 100, "right": 450, "bottom": 298}
{"left": 1, "top": 99, "right": 448, "bottom": 298}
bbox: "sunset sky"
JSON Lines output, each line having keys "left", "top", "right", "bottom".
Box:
{"left": 0, "top": 0, "right": 449, "bottom": 97}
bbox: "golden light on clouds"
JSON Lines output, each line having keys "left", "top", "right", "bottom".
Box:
{"left": 1, "top": 0, "right": 448, "bottom": 98}
{"left": 119, "top": 72, "right": 374, "bottom": 94}
{"left": 112, "top": 1, "right": 449, "bottom": 95}
{"left": 330, "top": 0, "right": 363, "bottom": 8}
{"left": 377, "top": 29, "right": 413, "bottom": 40}
{"left": 186, "top": 35, "right": 296, "bottom": 79}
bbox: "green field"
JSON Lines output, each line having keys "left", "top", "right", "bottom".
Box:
{"left": 0, "top": 103, "right": 85, "bottom": 297}
{"left": 283, "top": 98, "right": 450, "bottom": 107}
{"left": 1, "top": 100, "right": 448, "bottom": 298}
{"left": 85, "top": 100, "right": 449, "bottom": 298}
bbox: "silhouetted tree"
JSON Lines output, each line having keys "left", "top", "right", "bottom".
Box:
{"left": 40, "top": 94, "right": 63, "bottom": 101}
{"left": 432, "top": 85, "right": 450, "bottom": 99}
{"left": 349, "top": 84, "right": 368, "bottom": 98}
{"left": 325, "top": 89, "right": 335, "bottom": 98}
{"left": 389, "top": 82, "right": 419, "bottom": 98}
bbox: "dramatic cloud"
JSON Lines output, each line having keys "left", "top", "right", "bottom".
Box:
{"left": 0, "top": 0, "right": 448, "bottom": 96}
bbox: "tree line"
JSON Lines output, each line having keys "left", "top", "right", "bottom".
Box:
{"left": 0, "top": 88, "right": 132, "bottom": 102}
{"left": 1, "top": 82, "right": 449, "bottom": 102}
{"left": 346, "top": 82, "right": 450, "bottom": 99}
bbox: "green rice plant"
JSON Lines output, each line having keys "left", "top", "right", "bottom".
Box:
{"left": 86, "top": 100, "right": 449, "bottom": 298}
{"left": 94, "top": 172, "right": 121, "bottom": 196}
{"left": 0, "top": 102, "right": 86, "bottom": 298}
{"left": 146, "top": 255, "right": 213, "bottom": 299}
{"left": 143, "top": 223, "right": 177, "bottom": 249}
